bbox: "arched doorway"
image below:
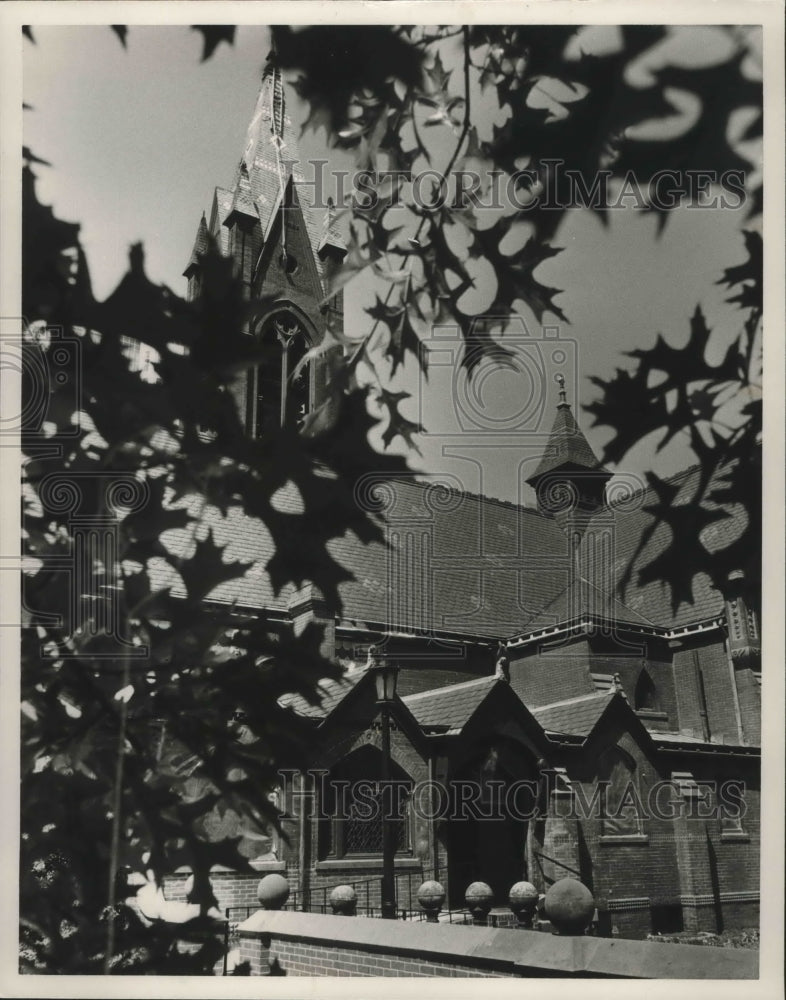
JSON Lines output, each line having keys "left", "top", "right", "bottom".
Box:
{"left": 445, "top": 738, "right": 538, "bottom": 906}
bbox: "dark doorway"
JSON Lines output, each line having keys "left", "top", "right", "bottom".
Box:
{"left": 446, "top": 741, "right": 536, "bottom": 907}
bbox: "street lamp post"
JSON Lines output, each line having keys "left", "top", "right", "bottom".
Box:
{"left": 370, "top": 650, "right": 399, "bottom": 920}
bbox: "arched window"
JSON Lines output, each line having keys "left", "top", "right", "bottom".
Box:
{"left": 598, "top": 748, "right": 644, "bottom": 837}
{"left": 251, "top": 308, "right": 312, "bottom": 435}
{"left": 318, "top": 745, "right": 413, "bottom": 861}
{"left": 634, "top": 668, "right": 659, "bottom": 712}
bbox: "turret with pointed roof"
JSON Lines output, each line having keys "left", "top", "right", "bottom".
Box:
{"left": 527, "top": 376, "right": 612, "bottom": 518}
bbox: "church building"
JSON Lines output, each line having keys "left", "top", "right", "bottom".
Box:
{"left": 175, "top": 60, "right": 761, "bottom": 940}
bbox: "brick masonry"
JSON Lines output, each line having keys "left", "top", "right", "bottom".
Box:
{"left": 245, "top": 938, "right": 503, "bottom": 977}
{"left": 237, "top": 909, "right": 758, "bottom": 978}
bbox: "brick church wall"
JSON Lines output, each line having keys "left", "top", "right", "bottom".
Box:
{"left": 672, "top": 638, "right": 749, "bottom": 745}
{"left": 509, "top": 639, "right": 594, "bottom": 707}
{"left": 734, "top": 666, "right": 761, "bottom": 745}
{"left": 548, "top": 729, "right": 683, "bottom": 938}
{"left": 697, "top": 641, "right": 742, "bottom": 743}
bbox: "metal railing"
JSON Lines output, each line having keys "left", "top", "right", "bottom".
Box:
{"left": 532, "top": 850, "right": 582, "bottom": 881}
{"left": 221, "top": 864, "right": 533, "bottom": 972}
{"left": 296, "top": 866, "right": 439, "bottom": 919}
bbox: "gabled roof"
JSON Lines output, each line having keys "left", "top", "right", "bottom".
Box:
{"left": 279, "top": 672, "right": 503, "bottom": 732}
{"left": 317, "top": 200, "right": 345, "bottom": 258}
{"left": 151, "top": 459, "right": 742, "bottom": 642}
{"left": 226, "top": 164, "right": 258, "bottom": 223}
{"left": 277, "top": 669, "right": 364, "bottom": 720}
{"left": 520, "top": 577, "right": 658, "bottom": 632}
{"left": 183, "top": 214, "right": 208, "bottom": 276}
{"left": 209, "top": 187, "right": 234, "bottom": 256}
{"left": 401, "top": 676, "right": 499, "bottom": 733}
{"left": 531, "top": 691, "right": 615, "bottom": 738}
{"left": 584, "top": 463, "right": 738, "bottom": 629}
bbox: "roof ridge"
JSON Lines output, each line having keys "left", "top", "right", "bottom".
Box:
{"left": 517, "top": 573, "right": 657, "bottom": 633}
{"left": 402, "top": 674, "right": 497, "bottom": 702}
{"left": 606, "top": 461, "right": 704, "bottom": 510}
{"left": 574, "top": 576, "right": 659, "bottom": 627}
{"left": 532, "top": 690, "right": 613, "bottom": 712}
{"left": 387, "top": 475, "right": 548, "bottom": 517}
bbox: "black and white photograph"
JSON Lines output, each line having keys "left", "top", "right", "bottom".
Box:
{"left": 2, "top": 2, "right": 783, "bottom": 993}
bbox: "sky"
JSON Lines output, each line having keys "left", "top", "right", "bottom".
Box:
{"left": 22, "top": 24, "right": 762, "bottom": 504}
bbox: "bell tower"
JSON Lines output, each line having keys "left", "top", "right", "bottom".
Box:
{"left": 184, "top": 53, "right": 346, "bottom": 433}
{"left": 526, "top": 377, "right": 612, "bottom": 523}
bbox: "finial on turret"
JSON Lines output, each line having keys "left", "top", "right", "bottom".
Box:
{"left": 557, "top": 374, "right": 570, "bottom": 410}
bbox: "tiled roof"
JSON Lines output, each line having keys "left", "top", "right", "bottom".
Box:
{"left": 317, "top": 200, "right": 344, "bottom": 256}
{"left": 521, "top": 577, "right": 658, "bottom": 631}
{"left": 229, "top": 164, "right": 258, "bottom": 220}
{"left": 402, "top": 676, "right": 499, "bottom": 732}
{"left": 527, "top": 404, "right": 608, "bottom": 483}
{"left": 277, "top": 669, "right": 364, "bottom": 719}
{"left": 150, "top": 461, "right": 740, "bottom": 640}
{"left": 587, "top": 464, "right": 732, "bottom": 629}
{"left": 531, "top": 691, "right": 613, "bottom": 737}
{"left": 649, "top": 731, "right": 753, "bottom": 750}
{"left": 183, "top": 214, "right": 208, "bottom": 275}
{"left": 230, "top": 62, "right": 344, "bottom": 279}
{"left": 189, "top": 63, "right": 346, "bottom": 285}
{"left": 209, "top": 187, "right": 234, "bottom": 256}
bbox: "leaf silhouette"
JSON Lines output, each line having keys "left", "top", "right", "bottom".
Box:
{"left": 627, "top": 306, "right": 741, "bottom": 392}
{"left": 637, "top": 473, "right": 732, "bottom": 612}
{"left": 191, "top": 25, "right": 236, "bottom": 61}
{"left": 377, "top": 389, "right": 423, "bottom": 452}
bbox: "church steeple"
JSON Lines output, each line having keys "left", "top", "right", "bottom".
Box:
{"left": 186, "top": 55, "right": 346, "bottom": 435}
{"left": 527, "top": 378, "right": 611, "bottom": 517}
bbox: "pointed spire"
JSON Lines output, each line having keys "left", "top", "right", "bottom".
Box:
{"left": 526, "top": 374, "right": 612, "bottom": 516}
{"left": 195, "top": 56, "right": 345, "bottom": 291}
{"left": 183, "top": 212, "right": 208, "bottom": 277}
{"left": 527, "top": 379, "right": 607, "bottom": 483}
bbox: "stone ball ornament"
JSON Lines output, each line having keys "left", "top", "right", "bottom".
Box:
{"left": 544, "top": 878, "right": 595, "bottom": 935}
{"left": 329, "top": 884, "right": 358, "bottom": 916}
{"left": 257, "top": 873, "right": 290, "bottom": 911}
{"left": 417, "top": 880, "right": 446, "bottom": 921}
{"left": 465, "top": 881, "right": 494, "bottom": 922}
{"left": 508, "top": 881, "right": 539, "bottom": 927}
